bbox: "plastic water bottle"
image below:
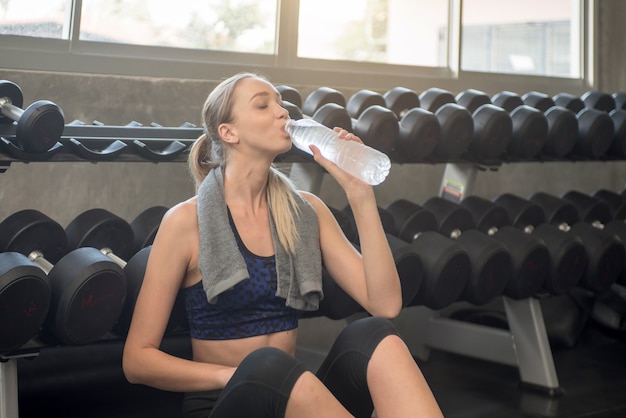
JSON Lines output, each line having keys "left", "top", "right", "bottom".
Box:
{"left": 285, "top": 118, "right": 391, "bottom": 185}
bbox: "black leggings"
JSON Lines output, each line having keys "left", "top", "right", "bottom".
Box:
{"left": 182, "top": 316, "right": 399, "bottom": 418}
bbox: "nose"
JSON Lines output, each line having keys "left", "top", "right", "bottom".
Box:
{"left": 278, "top": 102, "right": 289, "bottom": 119}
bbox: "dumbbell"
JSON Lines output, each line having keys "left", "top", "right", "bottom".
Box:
{"left": 298, "top": 87, "right": 353, "bottom": 132}
{"left": 336, "top": 205, "right": 423, "bottom": 308}
{"left": 529, "top": 191, "right": 624, "bottom": 293}
{"left": 385, "top": 199, "right": 471, "bottom": 310}
{"left": 381, "top": 87, "right": 440, "bottom": 162}
{"left": 275, "top": 85, "right": 305, "bottom": 121}
{"left": 491, "top": 91, "right": 559, "bottom": 159}
{"left": 64, "top": 208, "right": 187, "bottom": 336}
{"left": 418, "top": 87, "right": 474, "bottom": 160}
{"left": 0, "top": 209, "right": 126, "bottom": 345}
{"left": 459, "top": 195, "right": 551, "bottom": 300}
{"left": 0, "top": 80, "right": 65, "bottom": 153}
{"left": 559, "top": 190, "right": 626, "bottom": 286}
{"left": 574, "top": 91, "right": 626, "bottom": 158}
{"left": 493, "top": 193, "right": 589, "bottom": 295}
{"left": 0, "top": 252, "right": 51, "bottom": 354}
{"left": 420, "top": 197, "right": 514, "bottom": 306}
{"left": 553, "top": 91, "right": 626, "bottom": 158}
{"left": 521, "top": 91, "right": 614, "bottom": 158}
{"left": 129, "top": 205, "right": 169, "bottom": 254}
{"left": 276, "top": 85, "right": 303, "bottom": 109}
{"left": 303, "top": 87, "right": 399, "bottom": 156}
{"left": 453, "top": 89, "right": 513, "bottom": 161}
{"left": 591, "top": 189, "right": 626, "bottom": 220}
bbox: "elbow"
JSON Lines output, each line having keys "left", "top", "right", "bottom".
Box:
{"left": 122, "top": 350, "right": 142, "bottom": 385}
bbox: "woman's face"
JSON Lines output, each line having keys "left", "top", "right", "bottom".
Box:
{"left": 226, "top": 77, "right": 292, "bottom": 157}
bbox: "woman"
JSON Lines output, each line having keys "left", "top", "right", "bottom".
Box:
{"left": 122, "top": 72, "right": 443, "bottom": 418}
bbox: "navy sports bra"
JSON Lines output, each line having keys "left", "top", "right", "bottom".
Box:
{"left": 182, "top": 210, "right": 299, "bottom": 340}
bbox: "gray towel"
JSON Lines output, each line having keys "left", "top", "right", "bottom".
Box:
{"left": 198, "top": 167, "right": 323, "bottom": 311}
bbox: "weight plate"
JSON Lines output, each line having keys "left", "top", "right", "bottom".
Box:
{"left": 397, "top": 107, "right": 440, "bottom": 162}
{"left": 384, "top": 87, "right": 420, "bottom": 119}
{"left": 544, "top": 106, "right": 578, "bottom": 157}
{"left": 276, "top": 85, "right": 302, "bottom": 109}
{"left": 66, "top": 208, "right": 135, "bottom": 261}
{"left": 311, "top": 103, "right": 352, "bottom": 131}
{"left": 0, "top": 209, "right": 68, "bottom": 264}
{"left": 492, "top": 91, "right": 523, "bottom": 113}
{"left": 302, "top": 87, "right": 346, "bottom": 116}
{"left": 16, "top": 100, "right": 65, "bottom": 153}
{"left": 508, "top": 105, "right": 548, "bottom": 159}
{"left": 0, "top": 252, "right": 50, "bottom": 353}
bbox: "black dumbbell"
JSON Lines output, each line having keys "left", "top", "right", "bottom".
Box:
{"left": 0, "top": 252, "right": 51, "bottom": 354}
{"left": 0, "top": 210, "right": 126, "bottom": 345}
{"left": 493, "top": 193, "right": 588, "bottom": 295}
{"left": 454, "top": 89, "right": 513, "bottom": 161}
{"left": 382, "top": 87, "right": 440, "bottom": 162}
{"left": 275, "top": 85, "right": 305, "bottom": 121}
{"left": 0, "top": 80, "right": 65, "bottom": 153}
{"left": 418, "top": 87, "right": 474, "bottom": 161}
{"left": 334, "top": 205, "right": 423, "bottom": 309}
{"left": 591, "top": 189, "right": 626, "bottom": 220}
{"left": 578, "top": 91, "right": 626, "bottom": 158}
{"left": 421, "top": 196, "right": 514, "bottom": 306}
{"left": 129, "top": 205, "right": 169, "bottom": 254}
{"left": 529, "top": 192, "right": 623, "bottom": 294}
{"left": 299, "top": 88, "right": 353, "bottom": 131}
{"left": 64, "top": 208, "right": 187, "bottom": 336}
{"left": 522, "top": 91, "right": 614, "bottom": 158}
{"left": 460, "top": 195, "right": 551, "bottom": 300}
{"left": 553, "top": 91, "right": 626, "bottom": 158}
{"left": 276, "top": 85, "right": 303, "bottom": 109}
{"left": 302, "top": 87, "right": 399, "bottom": 156}
{"left": 385, "top": 198, "right": 470, "bottom": 310}
{"left": 491, "top": 91, "right": 556, "bottom": 159}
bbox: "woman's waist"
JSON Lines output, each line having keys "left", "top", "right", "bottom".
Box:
{"left": 190, "top": 329, "right": 298, "bottom": 367}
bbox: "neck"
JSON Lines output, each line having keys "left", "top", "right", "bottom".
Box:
{"left": 223, "top": 158, "right": 271, "bottom": 212}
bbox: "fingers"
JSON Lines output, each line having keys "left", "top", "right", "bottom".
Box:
{"left": 333, "top": 127, "right": 363, "bottom": 144}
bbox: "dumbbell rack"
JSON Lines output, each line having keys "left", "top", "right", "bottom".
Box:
{"left": 0, "top": 145, "right": 573, "bottom": 418}
{"left": 289, "top": 161, "right": 562, "bottom": 397}
{"left": 401, "top": 162, "right": 562, "bottom": 396}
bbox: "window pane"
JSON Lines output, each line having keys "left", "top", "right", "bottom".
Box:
{"left": 80, "top": 0, "right": 278, "bottom": 54}
{"left": 461, "top": 0, "right": 580, "bottom": 78}
{"left": 0, "top": 0, "right": 68, "bottom": 39}
{"left": 297, "top": 0, "right": 448, "bottom": 67}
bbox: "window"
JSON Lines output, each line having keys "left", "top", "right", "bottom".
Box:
{"left": 79, "top": 0, "right": 278, "bottom": 54}
{"left": 0, "top": 0, "right": 68, "bottom": 39}
{"left": 297, "top": 0, "right": 449, "bottom": 68}
{"left": 461, "top": 0, "right": 581, "bottom": 78}
{"left": 0, "top": 1, "right": 589, "bottom": 88}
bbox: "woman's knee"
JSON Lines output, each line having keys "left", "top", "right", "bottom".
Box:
{"left": 229, "top": 347, "right": 307, "bottom": 392}
{"left": 336, "top": 316, "right": 400, "bottom": 358}
{"left": 210, "top": 348, "right": 307, "bottom": 417}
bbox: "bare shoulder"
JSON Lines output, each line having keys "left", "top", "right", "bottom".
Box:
{"left": 160, "top": 196, "right": 198, "bottom": 233}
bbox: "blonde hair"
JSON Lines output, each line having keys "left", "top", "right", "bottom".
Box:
{"left": 188, "top": 72, "right": 302, "bottom": 254}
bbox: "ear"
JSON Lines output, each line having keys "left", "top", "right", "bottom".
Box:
{"left": 218, "top": 123, "right": 239, "bottom": 144}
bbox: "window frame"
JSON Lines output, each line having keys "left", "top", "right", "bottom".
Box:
{"left": 0, "top": 0, "right": 596, "bottom": 94}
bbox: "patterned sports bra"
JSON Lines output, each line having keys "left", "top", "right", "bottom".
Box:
{"left": 182, "top": 210, "right": 299, "bottom": 340}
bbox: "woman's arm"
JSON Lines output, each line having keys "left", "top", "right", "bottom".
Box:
{"left": 302, "top": 131, "right": 402, "bottom": 318}
{"left": 122, "top": 199, "right": 234, "bottom": 392}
